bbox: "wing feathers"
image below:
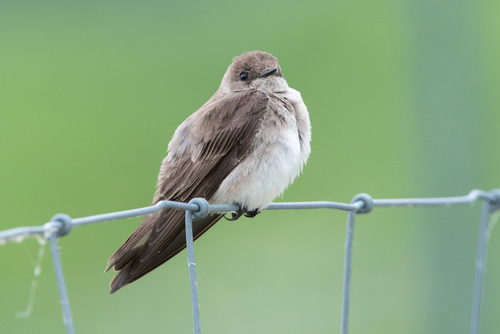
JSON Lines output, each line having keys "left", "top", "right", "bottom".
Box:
{"left": 107, "top": 90, "right": 269, "bottom": 292}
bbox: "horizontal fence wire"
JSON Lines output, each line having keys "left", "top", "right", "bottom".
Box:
{"left": 1, "top": 189, "right": 499, "bottom": 334}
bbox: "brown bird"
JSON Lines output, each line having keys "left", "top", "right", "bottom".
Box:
{"left": 105, "top": 51, "right": 311, "bottom": 293}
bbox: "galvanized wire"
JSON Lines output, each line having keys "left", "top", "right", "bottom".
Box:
{"left": 185, "top": 210, "right": 201, "bottom": 334}
{"left": 470, "top": 201, "right": 493, "bottom": 334}
{"left": 0, "top": 189, "right": 499, "bottom": 334}
{"left": 341, "top": 210, "right": 356, "bottom": 334}
{"left": 45, "top": 227, "right": 74, "bottom": 334}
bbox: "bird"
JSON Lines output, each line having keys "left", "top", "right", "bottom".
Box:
{"left": 105, "top": 51, "right": 311, "bottom": 293}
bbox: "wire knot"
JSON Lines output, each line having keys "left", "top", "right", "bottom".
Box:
{"left": 45, "top": 213, "right": 73, "bottom": 238}
{"left": 189, "top": 198, "right": 210, "bottom": 220}
{"left": 351, "top": 193, "right": 373, "bottom": 214}
{"left": 489, "top": 189, "right": 500, "bottom": 212}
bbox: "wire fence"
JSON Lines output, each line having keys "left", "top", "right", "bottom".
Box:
{"left": 1, "top": 189, "right": 499, "bottom": 334}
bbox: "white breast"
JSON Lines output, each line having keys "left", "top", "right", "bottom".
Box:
{"left": 210, "top": 87, "right": 311, "bottom": 211}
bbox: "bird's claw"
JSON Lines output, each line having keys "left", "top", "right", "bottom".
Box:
{"left": 225, "top": 210, "right": 244, "bottom": 221}
{"left": 244, "top": 209, "right": 259, "bottom": 218}
{"left": 224, "top": 205, "right": 260, "bottom": 221}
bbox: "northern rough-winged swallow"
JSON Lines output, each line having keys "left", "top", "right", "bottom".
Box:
{"left": 106, "top": 51, "right": 311, "bottom": 293}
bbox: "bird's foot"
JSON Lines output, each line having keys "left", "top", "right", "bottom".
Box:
{"left": 244, "top": 209, "right": 260, "bottom": 218}
{"left": 224, "top": 205, "right": 260, "bottom": 221}
{"left": 225, "top": 210, "right": 244, "bottom": 221}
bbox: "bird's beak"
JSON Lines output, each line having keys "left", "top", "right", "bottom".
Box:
{"left": 259, "top": 68, "right": 278, "bottom": 78}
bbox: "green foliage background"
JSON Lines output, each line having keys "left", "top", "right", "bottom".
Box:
{"left": 1, "top": 1, "right": 499, "bottom": 333}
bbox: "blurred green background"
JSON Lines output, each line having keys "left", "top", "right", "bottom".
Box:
{"left": 1, "top": 0, "right": 499, "bottom": 333}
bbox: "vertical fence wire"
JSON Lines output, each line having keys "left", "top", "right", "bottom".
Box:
{"left": 341, "top": 210, "right": 356, "bottom": 334}
{"left": 185, "top": 209, "right": 201, "bottom": 334}
{"left": 46, "top": 228, "right": 75, "bottom": 334}
{"left": 470, "top": 201, "right": 492, "bottom": 334}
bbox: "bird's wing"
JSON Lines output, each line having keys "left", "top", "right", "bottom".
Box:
{"left": 107, "top": 89, "right": 270, "bottom": 292}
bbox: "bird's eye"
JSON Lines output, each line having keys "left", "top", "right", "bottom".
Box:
{"left": 239, "top": 72, "right": 248, "bottom": 81}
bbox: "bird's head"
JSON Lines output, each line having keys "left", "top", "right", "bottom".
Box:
{"left": 220, "top": 51, "right": 288, "bottom": 94}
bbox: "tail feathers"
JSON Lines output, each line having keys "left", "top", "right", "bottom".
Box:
{"left": 108, "top": 231, "right": 192, "bottom": 294}
{"left": 110, "top": 262, "right": 133, "bottom": 294}
{"left": 105, "top": 213, "right": 158, "bottom": 273}
{"left": 108, "top": 213, "right": 224, "bottom": 294}
{"left": 105, "top": 246, "right": 140, "bottom": 274}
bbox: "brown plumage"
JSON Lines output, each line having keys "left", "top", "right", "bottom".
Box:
{"left": 106, "top": 51, "right": 311, "bottom": 293}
